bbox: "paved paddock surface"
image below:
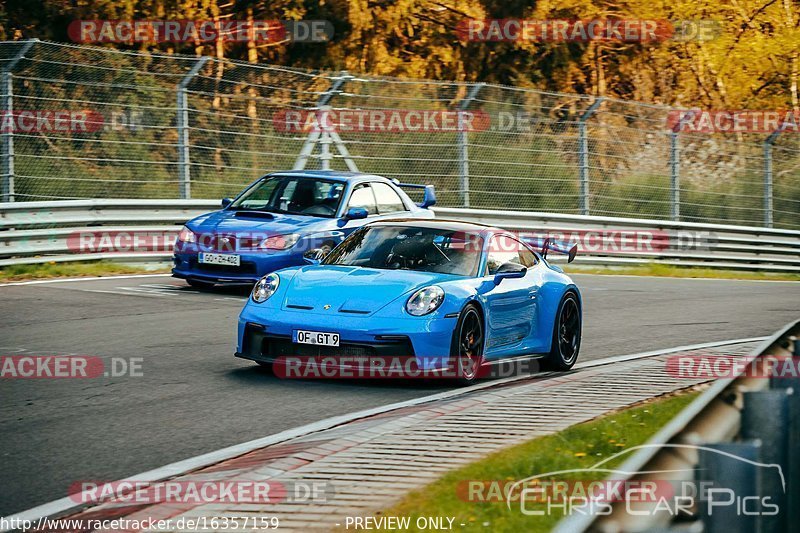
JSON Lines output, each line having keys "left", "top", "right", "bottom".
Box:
{"left": 1, "top": 274, "right": 798, "bottom": 516}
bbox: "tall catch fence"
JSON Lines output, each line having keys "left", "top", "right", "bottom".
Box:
{"left": 1, "top": 40, "right": 798, "bottom": 229}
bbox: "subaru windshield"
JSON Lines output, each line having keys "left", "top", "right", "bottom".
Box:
{"left": 229, "top": 175, "right": 345, "bottom": 218}
{"left": 323, "top": 226, "right": 484, "bottom": 277}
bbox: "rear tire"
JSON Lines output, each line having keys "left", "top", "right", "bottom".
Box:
{"left": 542, "top": 292, "right": 581, "bottom": 371}
{"left": 187, "top": 279, "right": 215, "bottom": 290}
{"left": 451, "top": 303, "right": 485, "bottom": 385}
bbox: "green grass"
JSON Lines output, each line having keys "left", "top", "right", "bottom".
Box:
{"left": 380, "top": 389, "right": 699, "bottom": 532}
{"left": 0, "top": 260, "right": 169, "bottom": 282}
{"left": 565, "top": 263, "right": 800, "bottom": 281}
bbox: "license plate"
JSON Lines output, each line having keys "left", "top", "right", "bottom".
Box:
{"left": 293, "top": 330, "right": 340, "bottom": 347}
{"left": 199, "top": 253, "right": 240, "bottom": 266}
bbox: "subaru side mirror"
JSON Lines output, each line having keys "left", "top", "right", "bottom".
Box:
{"left": 344, "top": 206, "right": 369, "bottom": 220}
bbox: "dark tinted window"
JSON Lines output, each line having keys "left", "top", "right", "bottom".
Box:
{"left": 324, "top": 226, "right": 483, "bottom": 277}
{"left": 229, "top": 176, "right": 343, "bottom": 217}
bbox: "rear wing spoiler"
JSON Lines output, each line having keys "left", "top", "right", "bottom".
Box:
{"left": 394, "top": 181, "right": 437, "bottom": 208}
{"left": 522, "top": 236, "right": 578, "bottom": 263}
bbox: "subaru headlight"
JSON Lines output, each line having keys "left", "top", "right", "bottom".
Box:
{"left": 260, "top": 233, "right": 300, "bottom": 250}
{"left": 406, "top": 286, "right": 445, "bottom": 316}
{"left": 252, "top": 273, "right": 280, "bottom": 303}
{"left": 177, "top": 225, "right": 196, "bottom": 243}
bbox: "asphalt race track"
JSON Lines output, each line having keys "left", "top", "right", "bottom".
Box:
{"left": 1, "top": 274, "right": 799, "bottom": 516}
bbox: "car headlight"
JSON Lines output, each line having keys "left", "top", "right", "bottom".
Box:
{"left": 260, "top": 233, "right": 300, "bottom": 250}
{"left": 177, "top": 226, "right": 196, "bottom": 243}
{"left": 252, "top": 273, "right": 280, "bottom": 303}
{"left": 406, "top": 286, "right": 445, "bottom": 316}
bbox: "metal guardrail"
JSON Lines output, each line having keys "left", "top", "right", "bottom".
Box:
{"left": 1, "top": 200, "right": 799, "bottom": 271}
{"left": 554, "top": 319, "right": 800, "bottom": 533}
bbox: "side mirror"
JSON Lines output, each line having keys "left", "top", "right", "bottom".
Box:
{"left": 493, "top": 262, "right": 527, "bottom": 285}
{"left": 343, "top": 206, "right": 369, "bottom": 220}
{"left": 221, "top": 198, "right": 233, "bottom": 208}
{"left": 303, "top": 248, "right": 328, "bottom": 265}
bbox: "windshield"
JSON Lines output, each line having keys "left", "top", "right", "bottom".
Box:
{"left": 229, "top": 176, "right": 345, "bottom": 218}
{"left": 323, "top": 226, "right": 484, "bottom": 277}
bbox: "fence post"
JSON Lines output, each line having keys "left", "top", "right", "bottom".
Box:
{"left": 763, "top": 126, "right": 784, "bottom": 228}
{"left": 457, "top": 83, "right": 484, "bottom": 208}
{"left": 177, "top": 56, "right": 210, "bottom": 199}
{"left": 668, "top": 111, "right": 699, "bottom": 221}
{"left": 741, "top": 389, "right": 791, "bottom": 531}
{"left": 669, "top": 130, "right": 680, "bottom": 221}
{"left": 577, "top": 97, "right": 604, "bottom": 216}
{"left": 697, "top": 441, "right": 763, "bottom": 533}
{"left": 1, "top": 39, "right": 37, "bottom": 203}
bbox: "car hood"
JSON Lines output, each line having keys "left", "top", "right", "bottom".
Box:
{"left": 188, "top": 209, "right": 328, "bottom": 235}
{"left": 280, "top": 265, "right": 455, "bottom": 315}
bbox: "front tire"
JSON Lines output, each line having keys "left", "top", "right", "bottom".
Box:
{"left": 542, "top": 292, "right": 581, "bottom": 371}
{"left": 452, "top": 303, "right": 485, "bottom": 385}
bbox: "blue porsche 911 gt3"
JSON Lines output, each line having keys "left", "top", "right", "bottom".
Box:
{"left": 236, "top": 219, "right": 581, "bottom": 383}
{"left": 172, "top": 170, "right": 435, "bottom": 287}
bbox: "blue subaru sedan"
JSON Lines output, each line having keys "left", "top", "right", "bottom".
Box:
{"left": 172, "top": 170, "right": 436, "bottom": 287}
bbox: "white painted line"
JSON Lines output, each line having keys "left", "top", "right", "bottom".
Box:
{"left": 0, "top": 335, "right": 768, "bottom": 529}
{"left": 0, "top": 273, "right": 172, "bottom": 287}
{"left": 574, "top": 336, "right": 766, "bottom": 369}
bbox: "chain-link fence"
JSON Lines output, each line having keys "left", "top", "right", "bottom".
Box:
{"left": 1, "top": 40, "right": 798, "bottom": 229}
